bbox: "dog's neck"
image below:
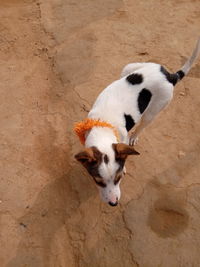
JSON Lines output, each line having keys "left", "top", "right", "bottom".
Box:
{"left": 85, "top": 126, "right": 118, "bottom": 152}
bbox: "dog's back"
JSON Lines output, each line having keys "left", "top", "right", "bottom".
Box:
{"left": 89, "top": 38, "right": 200, "bottom": 134}
{"left": 88, "top": 63, "right": 172, "bottom": 127}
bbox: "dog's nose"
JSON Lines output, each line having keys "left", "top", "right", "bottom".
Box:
{"left": 108, "top": 200, "right": 118, "bottom": 207}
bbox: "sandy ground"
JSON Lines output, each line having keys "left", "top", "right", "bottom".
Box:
{"left": 0, "top": 0, "right": 200, "bottom": 266}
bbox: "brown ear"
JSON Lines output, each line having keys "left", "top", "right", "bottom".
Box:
{"left": 75, "top": 146, "right": 102, "bottom": 166}
{"left": 112, "top": 143, "right": 140, "bottom": 159}
{"left": 75, "top": 148, "right": 97, "bottom": 164}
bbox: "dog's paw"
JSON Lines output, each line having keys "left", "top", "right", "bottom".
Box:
{"left": 129, "top": 136, "right": 139, "bottom": 146}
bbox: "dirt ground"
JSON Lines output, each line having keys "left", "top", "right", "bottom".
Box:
{"left": 0, "top": 0, "right": 200, "bottom": 266}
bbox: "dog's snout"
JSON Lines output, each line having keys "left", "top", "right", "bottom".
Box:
{"left": 108, "top": 200, "right": 118, "bottom": 207}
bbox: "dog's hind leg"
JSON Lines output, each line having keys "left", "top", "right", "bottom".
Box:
{"left": 129, "top": 86, "right": 173, "bottom": 145}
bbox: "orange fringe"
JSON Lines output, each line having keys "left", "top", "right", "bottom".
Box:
{"left": 74, "top": 118, "right": 119, "bottom": 145}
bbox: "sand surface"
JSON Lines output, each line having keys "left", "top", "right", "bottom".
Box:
{"left": 1, "top": 0, "right": 200, "bottom": 266}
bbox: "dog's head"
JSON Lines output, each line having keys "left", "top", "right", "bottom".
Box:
{"left": 75, "top": 143, "right": 139, "bottom": 206}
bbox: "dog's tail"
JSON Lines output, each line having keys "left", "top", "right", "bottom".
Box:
{"left": 175, "top": 37, "right": 200, "bottom": 82}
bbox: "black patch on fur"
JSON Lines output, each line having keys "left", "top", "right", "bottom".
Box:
{"left": 138, "top": 88, "right": 152, "bottom": 114}
{"left": 160, "top": 66, "right": 180, "bottom": 86}
{"left": 176, "top": 70, "right": 185, "bottom": 80}
{"left": 124, "top": 114, "right": 135, "bottom": 132}
{"left": 126, "top": 73, "right": 143, "bottom": 85}
{"left": 104, "top": 154, "right": 109, "bottom": 164}
{"left": 116, "top": 158, "right": 125, "bottom": 171}
{"left": 87, "top": 162, "right": 101, "bottom": 178}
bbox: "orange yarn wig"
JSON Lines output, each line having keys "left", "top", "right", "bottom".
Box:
{"left": 74, "top": 118, "right": 119, "bottom": 145}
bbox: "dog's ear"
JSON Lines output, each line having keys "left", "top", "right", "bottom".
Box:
{"left": 75, "top": 147, "right": 102, "bottom": 165}
{"left": 75, "top": 148, "right": 96, "bottom": 164}
{"left": 112, "top": 143, "right": 140, "bottom": 159}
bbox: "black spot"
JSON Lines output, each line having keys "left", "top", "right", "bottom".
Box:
{"left": 87, "top": 161, "right": 101, "bottom": 178}
{"left": 19, "top": 222, "right": 27, "bottom": 228}
{"left": 104, "top": 154, "right": 109, "bottom": 164}
{"left": 126, "top": 73, "right": 143, "bottom": 85}
{"left": 176, "top": 70, "right": 185, "bottom": 80}
{"left": 116, "top": 158, "right": 125, "bottom": 171}
{"left": 160, "top": 66, "right": 184, "bottom": 86}
{"left": 138, "top": 88, "right": 152, "bottom": 114}
{"left": 124, "top": 114, "right": 135, "bottom": 132}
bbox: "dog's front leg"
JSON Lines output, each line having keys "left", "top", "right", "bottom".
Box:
{"left": 118, "top": 127, "right": 130, "bottom": 145}
{"left": 129, "top": 116, "right": 151, "bottom": 146}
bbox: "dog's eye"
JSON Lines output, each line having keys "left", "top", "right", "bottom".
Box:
{"left": 93, "top": 177, "right": 106, "bottom": 188}
{"left": 96, "top": 181, "right": 106, "bottom": 188}
{"left": 114, "top": 174, "right": 122, "bottom": 185}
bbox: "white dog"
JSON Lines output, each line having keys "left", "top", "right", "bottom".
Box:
{"left": 75, "top": 38, "right": 200, "bottom": 206}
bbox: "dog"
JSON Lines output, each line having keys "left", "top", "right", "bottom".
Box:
{"left": 74, "top": 38, "right": 200, "bottom": 206}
